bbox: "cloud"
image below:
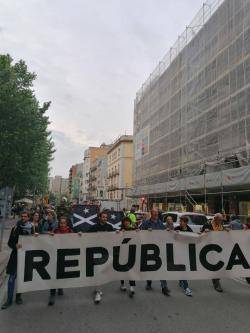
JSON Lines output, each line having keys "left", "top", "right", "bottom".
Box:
{"left": 0, "top": 0, "right": 203, "bottom": 176}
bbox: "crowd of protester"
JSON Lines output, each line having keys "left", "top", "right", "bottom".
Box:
{"left": 1, "top": 204, "right": 250, "bottom": 309}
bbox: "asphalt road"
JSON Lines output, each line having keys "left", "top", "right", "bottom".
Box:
{"left": 0, "top": 279, "right": 249, "bottom": 333}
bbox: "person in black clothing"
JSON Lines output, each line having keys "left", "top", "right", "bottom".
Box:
{"left": 119, "top": 217, "right": 136, "bottom": 297}
{"left": 88, "top": 211, "right": 114, "bottom": 303}
{"left": 2, "top": 211, "right": 34, "bottom": 310}
{"left": 174, "top": 216, "right": 193, "bottom": 297}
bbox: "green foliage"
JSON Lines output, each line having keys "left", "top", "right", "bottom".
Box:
{"left": 0, "top": 54, "right": 55, "bottom": 196}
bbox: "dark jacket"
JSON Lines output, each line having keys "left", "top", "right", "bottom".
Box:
{"left": 89, "top": 222, "right": 114, "bottom": 232}
{"left": 174, "top": 225, "right": 193, "bottom": 232}
{"left": 6, "top": 221, "right": 34, "bottom": 275}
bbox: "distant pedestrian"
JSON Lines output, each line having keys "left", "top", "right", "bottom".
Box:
{"left": 140, "top": 208, "right": 171, "bottom": 296}
{"left": 1, "top": 212, "right": 33, "bottom": 310}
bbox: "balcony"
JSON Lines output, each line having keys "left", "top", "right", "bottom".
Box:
{"left": 107, "top": 170, "right": 120, "bottom": 179}
{"left": 107, "top": 185, "right": 118, "bottom": 191}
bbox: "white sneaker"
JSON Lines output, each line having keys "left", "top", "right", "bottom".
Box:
{"left": 120, "top": 284, "right": 127, "bottom": 292}
{"left": 94, "top": 291, "right": 103, "bottom": 304}
{"left": 129, "top": 286, "right": 135, "bottom": 297}
{"left": 185, "top": 288, "right": 192, "bottom": 297}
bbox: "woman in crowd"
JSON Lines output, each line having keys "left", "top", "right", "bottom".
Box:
{"left": 31, "top": 211, "right": 43, "bottom": 233}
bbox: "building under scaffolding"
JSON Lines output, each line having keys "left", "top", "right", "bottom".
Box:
{"left": 133, "top": 0, "right": 250, "bottom": 216}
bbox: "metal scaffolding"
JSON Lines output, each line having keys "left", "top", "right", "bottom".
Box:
{"left": 133, "top": 0, "right": 250, "bottom": 205}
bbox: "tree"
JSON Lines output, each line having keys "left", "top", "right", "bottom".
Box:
{"left": 0, "top": 54, "right": 55, "bottom": 196}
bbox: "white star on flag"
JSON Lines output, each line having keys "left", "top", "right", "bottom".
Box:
{"left": 111, "top": 214, "right": 116, "bottom": 220}
{"left": 83, "top": 208, "right": 89, "bottom": 214}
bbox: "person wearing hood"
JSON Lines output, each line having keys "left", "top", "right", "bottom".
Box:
{"left": 2, "top": 211, "right": 34, "bottom": 310}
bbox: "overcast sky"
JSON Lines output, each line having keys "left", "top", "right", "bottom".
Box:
{"left": 1, "top": 0, "right": 202, "bottom": 177}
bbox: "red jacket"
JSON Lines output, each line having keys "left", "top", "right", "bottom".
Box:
{"left": 54, "top": 226, "right": 73, "bottom": 234}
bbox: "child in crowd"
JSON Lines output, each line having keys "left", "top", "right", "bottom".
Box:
{"left": 174, "top": 216, "right": 193, "bottom": 297}
{"left": 48, "top": 216, "right": 73, "bottom": 306}
{"left": 119, "top": 217, "right": 136, "bottom": 297}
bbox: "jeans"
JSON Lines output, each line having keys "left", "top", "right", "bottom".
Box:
{"left": 147, "top": 280, "right": 168, "bottom": 288}
{"left": 179, "top": 280, "right": 189, "bottom": 290}
{"left": 7, "top": 273, "right": 17, "bottom": 302}
{"left": 121, "top": 280, "right": 136, "bottom": 286}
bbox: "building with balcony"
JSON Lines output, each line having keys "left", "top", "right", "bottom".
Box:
{"left": 82, "top": 144, "right": 112, "bottom": 200}
{"left": 107, "top": 135, "right": 134, "bottom": 208}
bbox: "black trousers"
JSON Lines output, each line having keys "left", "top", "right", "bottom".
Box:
{"left": 50, "top": 289, "right": 63, "bottom": 295}
{"left": 121, "top": 280, "right": 136, "bottom": 286}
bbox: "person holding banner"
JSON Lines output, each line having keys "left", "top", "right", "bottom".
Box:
{"left": 201, "top": 213, "right": 226, "bottom": 292}
{"left": 174, "top": 216, "right": 193, "bottom": 297}
{"left": 47, "top": 216, "right": 73, "bottom": 306}
{"left": 140, "top": 208, "right": 171, "bottom": 296}
{"left": 2, "top": 212, "right": 34, "bottom": 310}
{"left": 119, "top": 216, "right": 136, "bottom": 297}
{"left": 42, "top": 210, "right": 58, "bottom": 234}
{"left": 88, "top": 211, "right": 114, "bottom": 304}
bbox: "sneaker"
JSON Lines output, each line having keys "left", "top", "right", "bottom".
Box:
{"left": 120, "top": 284, "right": 127, "bottom": 292}
{"left": 94, "top": 291, "right": 103, "bottom": 304}
{"left": 162, "top": 287, "right": 170, "bottom": 296}
{"left": 129, "top": 286, "right": 135, "bottom": 297}
{"left": 214, "top": 284, "right": 223, "bottom": 293}
{"left": 185, "top": 287, "right": 192, "bottom": 297}
{"left": 145, "top": 283, "right": 152, "bottom": 290}
{"left": 58, "top": 289, "right": 64, "bottom": 296}
{"left": 15, "top": 294, "right": 23, "bottom": 305}
{"left": 1, "top": 301, "right": 12, "bottom": 310}
{"left": 48, "top": 295, "right": 55, "bottom": 306}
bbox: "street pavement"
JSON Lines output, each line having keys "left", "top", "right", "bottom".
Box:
{"left": 0, "top": 279, "right": 249, "bottom": 333}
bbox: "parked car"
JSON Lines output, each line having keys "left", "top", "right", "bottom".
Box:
{"left": 206, "top": 214, "right": 215, "bottom": 222}
{"left": 161, "top": 211, "right": 208, "bottom": 232}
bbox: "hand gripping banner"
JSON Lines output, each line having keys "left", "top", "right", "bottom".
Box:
{"left": 17, "top": 231, "right": 250, "bottom": 293}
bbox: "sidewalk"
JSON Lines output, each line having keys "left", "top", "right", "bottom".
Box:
{"left": 0, "top": 218, "right": 17, "bottom": 288}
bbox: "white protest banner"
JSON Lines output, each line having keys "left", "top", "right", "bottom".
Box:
{"left": 17, "top": 231, "right": 250, "bottom": 293}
